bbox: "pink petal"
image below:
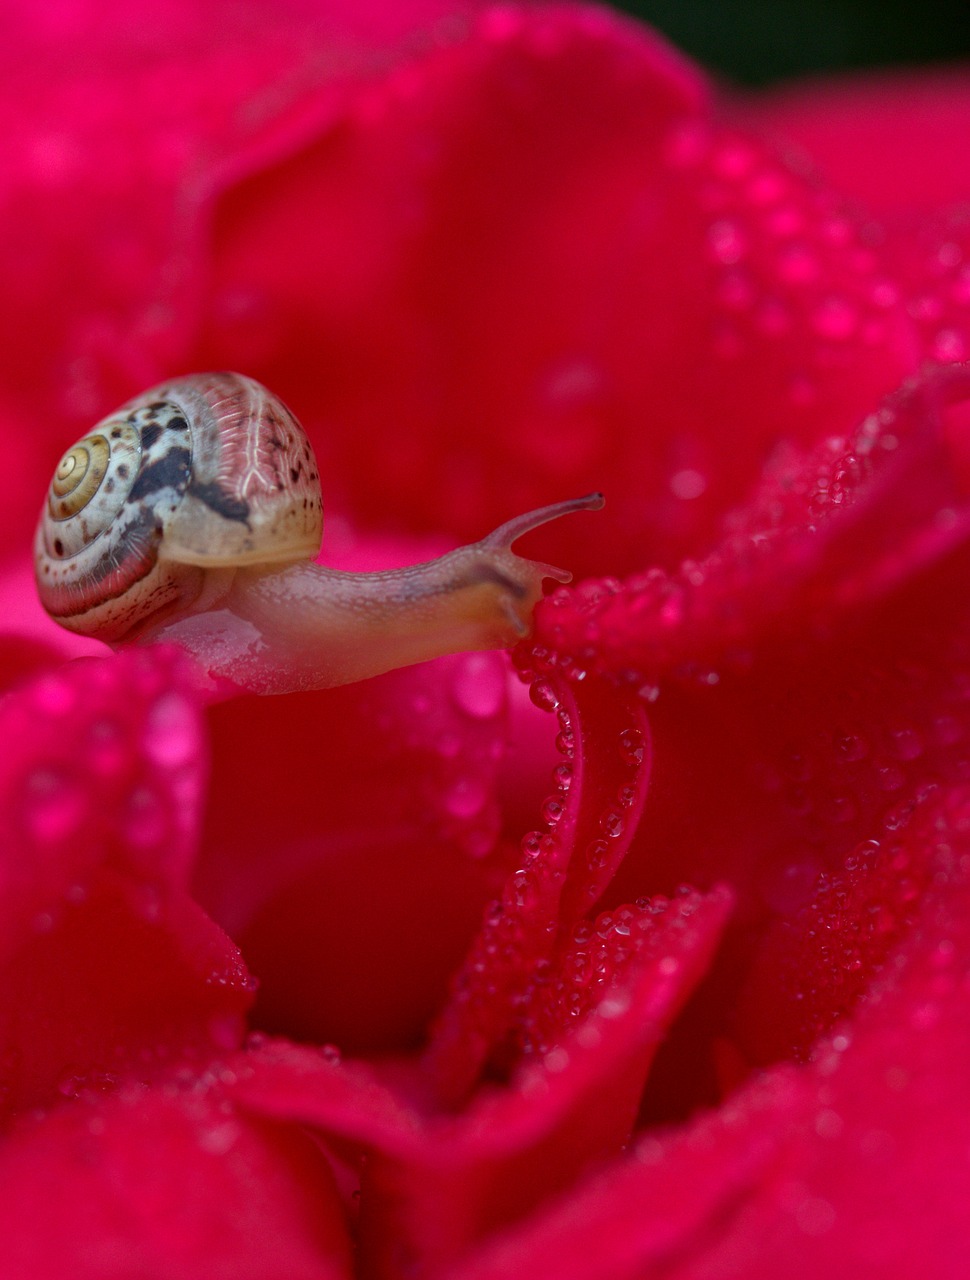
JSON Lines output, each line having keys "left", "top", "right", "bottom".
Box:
{"left": 743, "top": 66, "right": 970, "bottom": 217}
{"left": 0, "top": 1084, "right": 352, "bottom": 1279}
{"left": 229, "top": 888, "right": 730, "bottom": 1275}
{"left": 194, "top": 630, "right": 528, "bottom": 1055}
{"left": 524, "top": 361, "right": 970, "bottom": 1110}
{"left": 0, "top": 647, "right": 254, "bottom": 1118}
{"left": 184, "top": 7, "right": 916, "bottom": 578}
{"left": 425, "top": 674, "right": 652, "bottom": 1104}
{"left": 531, "top": 361, "right": 970, "bottom": 684}
{"left": 446, "top": 792, "right": 970, "bottom": 1279}
{"left": 0, "top": 0, "right": 495, "bottom": 550}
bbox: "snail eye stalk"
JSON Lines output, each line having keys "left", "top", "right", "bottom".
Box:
{"left": 36, "top": 373, "right": 602, "bottom": 695}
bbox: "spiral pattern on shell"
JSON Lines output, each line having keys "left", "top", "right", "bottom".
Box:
{"left": 35, "top": 373, "right": 324, "bottom": 642}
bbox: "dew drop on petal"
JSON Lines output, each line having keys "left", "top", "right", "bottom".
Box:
{"left": 504, "top": 868, "right": 540, "bottom": 911}
{"left": 541, "top": 796, "right": 564, "bottom": 825}
{"left": 21, "top": 767, "right": 88, "bottom": 844}
{"left": 450, "top": 653, "right": 507, "bottom": 720}
{"left": 31, "top": 673, "right": 78, "bottom": 718}
{"left": 932, "top": 328, "right": 967, "bottom": 362}
{"left": 143, "top": 693, "right": 199, "bottom": 769}
{"left": 708, "top": 219, "right": 746, "bottom": 264}
{"left": 618, "top": 727, "right": 645, "bottom": 765}
{"left": 796, "top": 1196, "right": 837, "bottom": 1237}
{"left": 889, "top": 727, "right": 923, "bottom": 761}
{"left": 530, "top": 679, "right": 560, "bottom": 713}
{"left": 599, "top": 808, "right": 625, "bottom": 839}
{"left": 812, "top": 296, "right": 858, "bottom": 341}
{"left": 669, "top": 468, "right": 707, "bottom": 500}
{"left": 123, "top": 785, "right": 169, "bottom": 852}
{"left": 442, "top": 777, "right": 488, "bottom": 820}
{"left": 586, "top": 839, "right": 609, "bottom": 870}
{"left": 777, "top": 243, "right": 819, "bottom": 284}
{"left": 835, "top": 732, "right": 869, "bottom": 763}
{"left": 84, "top": 717, "right": 129, "bottom": 779}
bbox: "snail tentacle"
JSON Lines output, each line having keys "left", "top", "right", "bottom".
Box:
{"left": 36, "top": 373, "right": 601, "bottom": 695}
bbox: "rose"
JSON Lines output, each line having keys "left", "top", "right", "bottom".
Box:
{"left": 1, "top": 1, "right": 969, "bottom": 1275}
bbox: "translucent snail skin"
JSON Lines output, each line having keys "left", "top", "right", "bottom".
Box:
{"left": 35, "top": 372, "right": 603, "bottom": 694}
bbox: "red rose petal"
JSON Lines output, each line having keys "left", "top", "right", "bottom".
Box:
{"left": 531, "top": 362, "right": 970, "bottom": 685}
{"left": 0, "top": 0, "right": 496, "bottom": 555}
{"left": 426, "top": 674, "right": 652, "bottom": 1104}
{"left": 519, "top": 362, "right": 970, "bottom": 1110}
{"left": 0, "top": 1084, "right": 352, "bottom": 1280}
{"left": 744, "top": 66, "right": 970, "bottom": 217}
{"left": 449, "top": 793, "right": 970, "bottom": 1279}
{"left": 419, "top": 889, "right": 732, "bottom": 1264}
{"left": 230, "top": 888, "right": 730, "bottom": 1275}
{"left": 196, "top": 631, "right": 528, "bottom": 1055}
{"left": 184, "top": 7, "right": 916, "bottom": 581}
{"left": 0, "top": 647, "right": 254, "bottom": 1118}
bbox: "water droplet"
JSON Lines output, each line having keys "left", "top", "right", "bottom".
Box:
{"left": 540, "top": 796, "right": 564, "bottom": 825}
{"left": 618, "top": 727, "right": 645, "bottom": 765}
{"left": 123, "top": 786, "right": 168, "bottom": 852}
{"left": 777, "top": 243, "right": 819, "bottom": 284}
{"left": 442, "top": 777, "right": 488, "bottom": 820}
{"left": 599, "top": 809, "right": 625, "bottom": 839}
{"left": 663, "top": 122, "right": 708, "bottom": 170}
{"left": 598, "top": 991, "right": 631, "bottom": 1020}
{"left": 765, "top": 205, "right": 804, "bottom": 237}
{"left": 669, "top": 468, "right": 707, "bottom": 500}
{"left": 586, "top": 839, "right": 610, "bottom": 870}
{"left": 932, "top": 328, "right": 966, "bottom": 362}
{"left": 876, "top": 762, "right": 905, "bottom": 793}
{"left": 504, "top": 869, "right": 540, "bottom": 911}
{"left": 951, "top": 267, "right": 970, "bottom": 305}
{"left": 543, "top": 1046, "right": 570, "bottom": 1073}
{"left": 812, "top": 297, "right": 858, "bottom": 341}
{"left": 796, "top": 1196, "right": 837, "bottom": 1236}
{"left": 743, "top": 166, "right": 786, "bottom": 203}
{"left": 713, "top": 139, "right": 755, "bottom": 179}
{"left": 85, "top": 718, "right": 128, "bottom": 778}
{"left": 56, "top": 1071, "right": 85, "bottom": 1099}
{"left": 889, "top": 728, "right": 923, "bottom": 761}
{"left": 550, "top": 761, "right": 572, "bottom": 795}
{"left": 144, "top": 693, "right": 199, "bottom": 769}
{"left": 198, "top": 1120, "right": 241, "bottom": 1156}
{"left": 451, "top": 653, "right": 506, "bottom": 720}
{"left": 32, "top": 674, "right": 78, "bottom": 718}
{"left": 708, "top": 220, "right": 746, "bottom": 265}
{"left": 530, "top": 680, "right": 560, "bottom": 713}
{"left": 835, "top": 733, "right": 869, "bottom": 762}
{"left": 909, "top": 294, "right": 942, "bottom": 323}
{"left": 617, "top": 784, "right": 637, "bottom": 809}
{"left": 22, "top": 767, "right": 87, "bottom": 844}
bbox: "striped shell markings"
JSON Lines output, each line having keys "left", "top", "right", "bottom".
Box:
{"left": 34, "top": 373, "right": 324, "bottom": 642}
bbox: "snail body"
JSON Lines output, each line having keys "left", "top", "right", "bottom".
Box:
{"left": 36, "top": 373, "right": 602, "bottom": 694}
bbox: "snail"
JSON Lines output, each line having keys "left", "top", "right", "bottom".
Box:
{"left": 35, "top": 372, "right": 603, "bottom": 694}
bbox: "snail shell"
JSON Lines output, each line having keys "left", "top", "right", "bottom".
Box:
{"left": 35, "top": 373, "right": 323, "bottom": 642}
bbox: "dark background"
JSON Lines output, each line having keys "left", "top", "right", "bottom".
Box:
{"left": 606, "top": 0, "right": 970, "bottom": 84}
